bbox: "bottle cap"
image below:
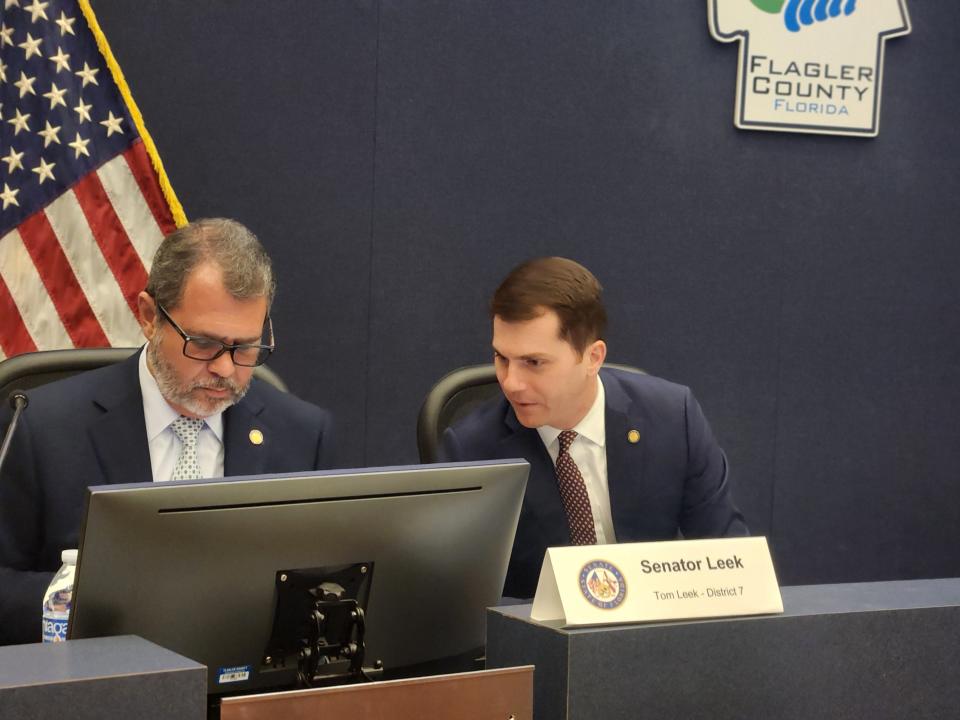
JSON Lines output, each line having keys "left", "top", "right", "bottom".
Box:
{"left": 61, "top": 549, "right": 78, "bottom": 564}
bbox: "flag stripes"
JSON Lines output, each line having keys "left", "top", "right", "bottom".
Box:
{"left": 120, "top": 141, "right": 177, "bottom": 241}
{"left": 0, "top": 0, "right": 184, "bottom": 361}
{"left": 74, "top": 170, "right": 149, "bottom": 317}
{"left": 44, "top": 192, "right": 143, "bottom": 346}
{"left": 0, "top": 229, "right": 74, "bottom": 353}
{"left": 0, "top": 276, "right": 37, "bottom": 361}
{"left": 0, "top": 144, "right": 169, "bottom": 358}
{"left": 18, "top": 211, "right": 111, "bottom": 349}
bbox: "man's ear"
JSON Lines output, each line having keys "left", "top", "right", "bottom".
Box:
{"left": 137, "top": 292, "right": 158, "bottom": 341}
{"left": 585, "top": 339, "right": 607, "bottom": 374}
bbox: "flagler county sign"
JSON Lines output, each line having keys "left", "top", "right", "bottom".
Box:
{"left": 708, "top": 0, "right": 911, "bottom": 137}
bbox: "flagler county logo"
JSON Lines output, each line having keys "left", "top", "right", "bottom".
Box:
{"left": 579, "top": 561, "right": 627, "bottom": 609}
{"left": 750, "top": 0, "right": 857, "bottom": 33}
{"left": 708, "top": 0, "right": 911, "bottom": 136}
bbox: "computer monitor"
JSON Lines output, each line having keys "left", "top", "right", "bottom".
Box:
{"left": 68, "top": 460, "right": 528, "bottom": 695}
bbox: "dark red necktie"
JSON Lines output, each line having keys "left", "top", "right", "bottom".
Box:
{"left": 555, "top": 430, "right": 597, "bottom": 545}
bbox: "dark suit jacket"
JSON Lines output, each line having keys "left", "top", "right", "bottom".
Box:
{"left": 440, "top": 368, "right": 748, "bottom": 598}
{"left": 0, "top": 352, "right": 333, "bottom": 645}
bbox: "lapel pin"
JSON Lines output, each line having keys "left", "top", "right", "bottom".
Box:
{"left": 249, "top": 429, "right": 264, "bottom": 446}
{"left": 627, "top": 429, "right": 641, "bottom": 444}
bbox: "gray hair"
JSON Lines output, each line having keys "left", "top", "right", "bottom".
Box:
{"left": 146, "top": 218, "right": 276, "bottom": 311}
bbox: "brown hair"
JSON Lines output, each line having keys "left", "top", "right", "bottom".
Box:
{"left": 491, "top": 257, "right": 606, "bottom": 354}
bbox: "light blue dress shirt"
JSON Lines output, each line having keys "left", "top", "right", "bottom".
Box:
{"left": 137, "top": 347, "right": 225, "bottom": 482}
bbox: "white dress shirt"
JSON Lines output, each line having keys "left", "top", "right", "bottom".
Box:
{"left": 138, "top": 347, "right": 225, "bottom": 482}
{"left": 537, "top": 377, "right": 617, "bottom": 544}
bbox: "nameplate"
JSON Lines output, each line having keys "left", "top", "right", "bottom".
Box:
{"left": 530, "top": 536, "right": 783, "bottom": 626}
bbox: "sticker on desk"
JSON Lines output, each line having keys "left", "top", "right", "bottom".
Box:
{"left": 217, "top": 665, "right": 252, "bottom": 684}
{"left": 531, "top": 536, "right": 783, "bottom": 627}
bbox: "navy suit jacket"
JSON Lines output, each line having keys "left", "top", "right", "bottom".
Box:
{"left": 0, "top": 352, "right": 333, "bottom": 645}
{"left": 441, "top": 368, "right": 748, "bottom": 598}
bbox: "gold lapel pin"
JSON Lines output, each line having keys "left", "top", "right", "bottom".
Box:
{"left": 249, "top": 429, "right": 264, "bottom": 446}
{"left": 627, "top": 429, "right": 641, "bottom": 444}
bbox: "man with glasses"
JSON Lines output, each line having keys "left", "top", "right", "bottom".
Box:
{"left": 0, "top": 218, "right": 333, "bottom": 645}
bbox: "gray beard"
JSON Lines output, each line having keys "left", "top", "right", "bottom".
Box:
{"left": 147, "top": 334, "right": 249, "bottom": 417}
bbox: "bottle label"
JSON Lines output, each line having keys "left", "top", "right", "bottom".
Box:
{"left": 42, "top": 581, "right": 73, "bottom": 643}
{"left": 42, "top": 611, "right": 69, "bottom": 642}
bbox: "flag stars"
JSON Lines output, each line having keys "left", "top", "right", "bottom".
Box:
{"left": 14, "top": 71, "right": 37, "bottom": 98}
{"left": 43, "top": 82, "right": 68, "bottom": 110}
{"left": 38, "top": 120, "right": 62, "bottom": 147}
{"left": 74, "top": 98, "right": 92, "bottom": 123}
{"left": 75, "top": 62, "right": 99, "bottom": 87}
{"left": 0, "top": 183, "right": 20, "bottom": 210}
{"left": 18, "top": 32, "right": 43, "bottom": 60}
{"left": 0, "top": 58, "right": 7, "bottom": 83}
{"left": 7, "top": 108, "right": 30, "bottom": 134}
{"left": 100, "top": 111, "right": 124, "bottom": 137}
{"left": 24, "top": 0, "right": 49, "bottom": 23}
{"left": 0, "top": 22, "right": 14, "bottom": 47}
{"left": 49, "top": 46, "right": 71, "bottom": 73}
{"left": 68, "top": 132, "right": 91, "bottom": 159}
{"left": 1, "top": 183, "right": 20, "bottom": 210}
{"left": 2, "top": 147, "right": 25, "bottom": 173}
{"left": 31, "top": 158, "right": 56, "bottom": 184}
{"left": 4, "top": 0, "right": 21, "bottom": 10}
{"left": 55, "top": 11, "right": 76, "bottom": 36}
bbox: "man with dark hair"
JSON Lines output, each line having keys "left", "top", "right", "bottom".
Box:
{"left": 0, "top": 218, "right": 333, "bottom": 645}
{"left": 442, "top": 257, "right": 747, "bottom": 599}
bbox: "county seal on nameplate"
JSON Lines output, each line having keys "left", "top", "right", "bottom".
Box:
{"left": 530, "top": 537, "right": 783, "bottom": 626}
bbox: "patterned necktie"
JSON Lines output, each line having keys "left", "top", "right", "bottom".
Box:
{"left": 555, "top": 430, "right": 597, "bottom": 545}
{"left": 170, "top": 416, "right": 205, "bottom": 481}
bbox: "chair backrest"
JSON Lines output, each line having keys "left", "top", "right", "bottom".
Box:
{"left": 0, "top": 347, "right": 288, "bottom": 400}
{"left": 416, "top": 362, "right": 646, "bottom": 463}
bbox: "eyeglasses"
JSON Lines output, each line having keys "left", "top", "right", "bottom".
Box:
{"left": 156, "top": 303, "right": 275, "bottom": 367}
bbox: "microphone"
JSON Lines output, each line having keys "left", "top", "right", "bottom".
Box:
{"left": 0, "top": 390, "right": 30, "bottom": 476}
{"left": 9, "top": 390, "right": 28, "bottom": 411}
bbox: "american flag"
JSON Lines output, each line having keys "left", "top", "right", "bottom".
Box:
{"left": 0, "top": 0, "right": 184, "bottom": 360}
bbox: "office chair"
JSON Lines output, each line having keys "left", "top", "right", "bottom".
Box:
{"left": 417, "top": 362, "right": 646, "bottom": 463}
{"left": 0, "top": 347, "right": 288, "bottom": 401}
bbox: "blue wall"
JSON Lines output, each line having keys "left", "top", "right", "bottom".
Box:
{"left": 91, "top": 1, "right": 960, "bottom": 585}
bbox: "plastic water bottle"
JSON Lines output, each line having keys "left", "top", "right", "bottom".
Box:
{"left": 42, "top": 549, "right": 77, "bottom": 643}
